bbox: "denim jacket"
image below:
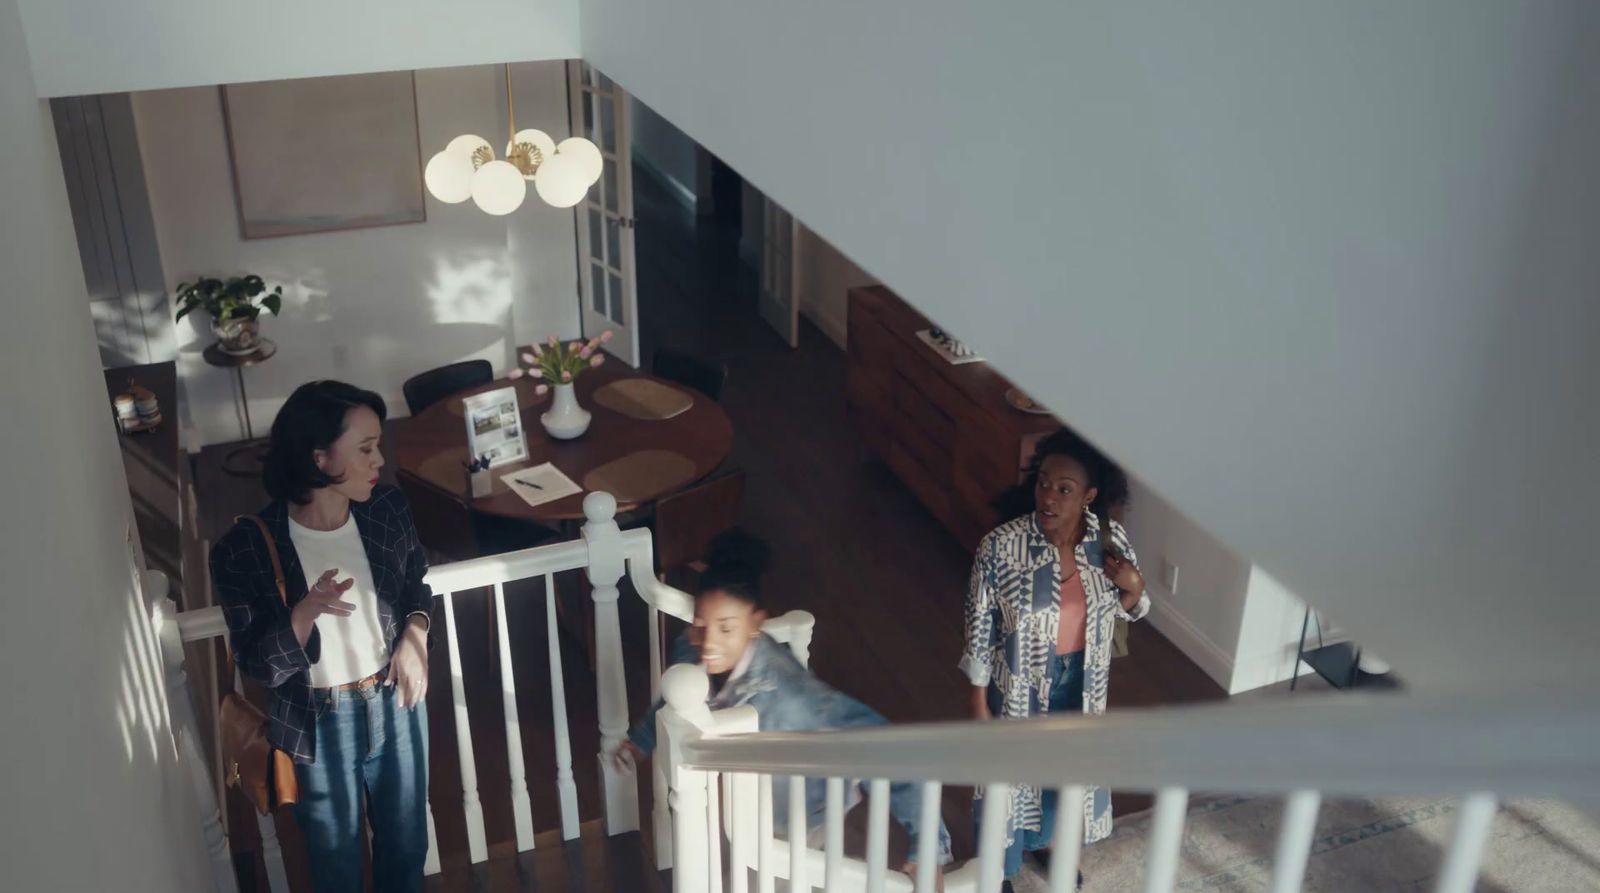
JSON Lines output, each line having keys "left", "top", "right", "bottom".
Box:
{"left": 631, "top": 633, "right": 951, "bottom": 862}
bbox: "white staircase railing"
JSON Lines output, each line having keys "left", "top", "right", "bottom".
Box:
{"left": 153, "top": 488, "right": 1600, "bottom": 893}
{"left": 155, "top": 490, "right": 705, "bottom": 890}
{"left": 656, "top": 665, "right": 1600, "bottom": 893}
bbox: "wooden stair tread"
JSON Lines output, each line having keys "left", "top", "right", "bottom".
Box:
{"left": 425, "top": 821, "right": 663, "bottom": 893}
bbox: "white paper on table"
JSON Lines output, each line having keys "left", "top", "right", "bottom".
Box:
{"left": 500, "top": 462, "right": 582, "bottom": 508}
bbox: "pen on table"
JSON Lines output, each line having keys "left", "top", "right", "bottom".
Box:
{"left": 515, "top": 479, "right": 543, "bottom": 490}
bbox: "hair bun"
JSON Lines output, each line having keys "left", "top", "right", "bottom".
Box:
{"left": 705, "top": 528, "right": 771, "bottom": 579}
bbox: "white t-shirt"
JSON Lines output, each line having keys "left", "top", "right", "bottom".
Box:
{"left": 289, "top": 513, "right": 390, "bottom": 688}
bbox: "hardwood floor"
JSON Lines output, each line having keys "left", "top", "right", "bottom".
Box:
{"left": 193, "top": 163, "right": 1233, "bottom": 887}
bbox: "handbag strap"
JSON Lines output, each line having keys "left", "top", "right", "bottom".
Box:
{"left": 237, "top": 514, "right": 289, "bottom": 607}
{"left": 221, "top": 515, "right": 291, "bottom": 702}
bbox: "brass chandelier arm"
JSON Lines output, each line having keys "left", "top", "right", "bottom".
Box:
{"left": 505, "top": 63, "right": 516, "bottom": 142}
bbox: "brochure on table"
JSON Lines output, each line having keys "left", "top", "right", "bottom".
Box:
{"left": 462, "top": 387, "right": 528, "bottom": 469}
{"left": 501, "top": 463, "right": 582, "bottom": 508}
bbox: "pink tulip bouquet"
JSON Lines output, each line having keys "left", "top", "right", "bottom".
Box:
{"left": 508, "top": 329, "right": 614, "bottom": 394}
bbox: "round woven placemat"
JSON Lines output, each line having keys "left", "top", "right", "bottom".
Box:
{"left": 581, "top": 450, "right": 696, "bottom": 502}
{"left": 591, "top": 379, "right": 694, "bottom": 421}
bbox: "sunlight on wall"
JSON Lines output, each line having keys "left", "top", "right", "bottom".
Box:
{"left": 113, "top": 533, "right": 177, "bottom": 766}
{"left": 428, "top": 252, "right": 513, "bottom": 325}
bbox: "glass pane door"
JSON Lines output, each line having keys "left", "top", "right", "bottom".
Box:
{"left": 570, "top": 62, "right": 639, "bottom": 367}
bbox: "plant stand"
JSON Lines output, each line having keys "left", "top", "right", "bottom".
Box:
{"left": 203, "top": 339, "right": 277, "bottom": 477}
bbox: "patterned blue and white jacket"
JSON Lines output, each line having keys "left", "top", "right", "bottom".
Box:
{"left": 961, "top": 509, "right": 1150, "bottom": 846}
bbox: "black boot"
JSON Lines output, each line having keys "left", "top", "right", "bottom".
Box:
{"left": 1001, "top": 881, "right": 1015, "bottom": 893}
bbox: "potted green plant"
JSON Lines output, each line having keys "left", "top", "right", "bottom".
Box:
{"left": 174, "top": 275, "right": 283, "bottom": 355}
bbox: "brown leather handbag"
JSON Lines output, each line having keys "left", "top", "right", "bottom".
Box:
{"left": 220, "top": 515, "right": 301, "bottom": 815}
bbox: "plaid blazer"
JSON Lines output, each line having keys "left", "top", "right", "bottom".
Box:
{"left": 210, "top": 485, "right": 434, "bottom": 762}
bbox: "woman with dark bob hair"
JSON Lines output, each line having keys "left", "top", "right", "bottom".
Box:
{"left": 211, "top": 380, "right": 434, "bottom": 892}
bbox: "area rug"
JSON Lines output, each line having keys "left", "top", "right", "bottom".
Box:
{"left": 1007, "top": 796, "right": 1600, "bottom": 892}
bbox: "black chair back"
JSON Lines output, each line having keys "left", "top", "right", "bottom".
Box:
{"left": 652, "top": 348, "right": 728, "bottom": 402}
{"left": 402, "top": 359, "right": 493, "bottom": 416}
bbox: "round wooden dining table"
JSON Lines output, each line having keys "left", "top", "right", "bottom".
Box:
{"left": 390, "top": 362, "right": 734, "bottom": 524}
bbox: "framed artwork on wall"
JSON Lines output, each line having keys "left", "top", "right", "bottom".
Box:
{"left": 221, "top": 71, "right": 426, "bottom": 239}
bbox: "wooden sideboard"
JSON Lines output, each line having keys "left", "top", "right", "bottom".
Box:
{"left": 846, "top": 286, "right": 1060, "bottom": 551}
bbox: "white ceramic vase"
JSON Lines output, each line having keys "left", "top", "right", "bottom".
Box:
{"left": 541, "top": 383, "right": 591, "bottom": 440}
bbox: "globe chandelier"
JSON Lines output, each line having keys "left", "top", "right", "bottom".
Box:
{"left": 423, "top": 64, "right": 603, "bottom": 215}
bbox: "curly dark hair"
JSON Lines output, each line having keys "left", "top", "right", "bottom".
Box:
{"left": 697, "top": 528, "right": 773, "bottom": 608}
{"left": 994, "top": 427, "right": 1129, "bottom": 523}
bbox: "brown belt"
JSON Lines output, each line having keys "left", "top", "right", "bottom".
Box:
{"left": 317, "top": 667, "right": 387, "bottom": 693}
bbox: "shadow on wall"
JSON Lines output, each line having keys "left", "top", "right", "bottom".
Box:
{"left": 174, "top": 247, "right": 516, "bottom": 446}
{"left": 93, "top": 290, "right": 175, "bottom": 368}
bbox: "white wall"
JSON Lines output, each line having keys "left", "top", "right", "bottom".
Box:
{"left": 584, "top": 1, "right": 1600, "bottom": 692}
{"left": 17, "top": 0, "right": 580, "bottom": 97}
{"left": 0, "top": 0, "right": 211, "bottom": 885}
{"left": 1126, "top": 480, "right": 1311, "bottom": 694}
{"left": 133, "top": 62, "right": 580, "bottom": 447}
{"left": 793, "top": 222, "right": 876, "bottom": 350}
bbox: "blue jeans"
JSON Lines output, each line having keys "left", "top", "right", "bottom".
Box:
{"left": 977, "top": 651, "right": 1084, "bottom": 879}
{"left": 293, "top": 681, "right": 429, "bottom": 893}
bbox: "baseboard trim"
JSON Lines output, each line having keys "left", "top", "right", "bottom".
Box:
{"left": 1144, "top": 593, "right": 1236, "bottom": 692}
{"left": 801, "top": 306, "right": 848, "bottom": 351}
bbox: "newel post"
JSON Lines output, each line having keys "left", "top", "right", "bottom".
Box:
{"left": 154, "top": 591, "right": 239, "bottom": 893}
{"left": 661, "top": 664, "right": 716, "bottom": 893}
{"left": 582, "top": 491, "right": 641, "bottom": 835}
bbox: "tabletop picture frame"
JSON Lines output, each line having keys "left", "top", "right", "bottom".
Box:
{"left": 462, "top": 387, "right": 529, "bottom": 469}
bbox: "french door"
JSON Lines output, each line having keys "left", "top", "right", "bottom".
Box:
{"left": 570, "top": 62, "right": 640, "bottom": 367}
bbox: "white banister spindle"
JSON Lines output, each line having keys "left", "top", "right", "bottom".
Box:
{"left": 730, "top": 772, "right": 754, "bottom": 893}
{"left": 544, "top": 574, "right": 582, "bottom": 839}
{"left": 866, "top": 779, "right": 891, "bottom": 893}
{"left": 654, "top": 732, "right": 674, "bottom": 869}
{"left": 155, "top": 597, "right": 239, "bottom": 893}
{"left": 582, "top": 492, "right": 641, "bottom": 835}
{"left": 649, "top": 601, "right": 664, "bottom": 702}
{"left": 650, "top": 598, "right": 672, "bottom": 868}
{"left": 673, "top": 763, "right": 712, "bottom": 893}
{"left": 977, "top": 784, "right": 1011, "bottom": 893}
{"left": 424, "top": 803, "right": 440, "bottom": 875}
{"left": 758, "top": 774, "right": 776, "bottom": 893}
{"left": 1143, "top": 787, "right": 1190, "bottom": 893}
{"left": 1435, "top": 793, "right": 1497, "bottom": 893}
{"left": 708, "top": 771, "right": 725, "bottom": 893}
{"left": 493, "top": 581, "right": 536, "bottom": 852}
{"left": 1048, "top": 785, "right": 1086, "bottom": 893}
{"left": 256, "top": 811, "right": 290, "bottom": 893}
{"left": 915, "top": 781, "right": 942, "bottom": 893}
{"left": 789, "top": 775, "right": 810, "bottom": 891}
{"left": 1269, "top": 790, "right": 1321, "bottom": 893}
{"left": 441, "top": 590, "right": 488, "bottom": 862}
{"left": 824, "top": 777, "right": 845, "bottom": 892}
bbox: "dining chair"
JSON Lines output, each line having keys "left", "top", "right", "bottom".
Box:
{"left": 402, "top": 359, "right": 493, "bottom": 416}
{"left": 653, "top": 468, "right": 747, "bottom": 583}
{"left": 651, "top": 348, "right": 729, "bottom": 402}
{"left": 643, "top": 468, "right": 747, "bottom": 664}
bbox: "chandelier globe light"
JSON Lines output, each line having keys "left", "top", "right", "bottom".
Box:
{"left": 423, "top": 64, "right": 603, "bottom": 213}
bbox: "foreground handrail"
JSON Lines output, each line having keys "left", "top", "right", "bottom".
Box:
{"left": 680, "top": 680, "right": 1600, "bottom": 801}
